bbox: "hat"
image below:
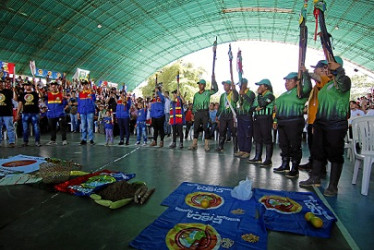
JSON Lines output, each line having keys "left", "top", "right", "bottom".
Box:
{"left": 255, "top": 79, "right": 272, "bottom": 87}
{"left": 311, "top": 60, "right": 328, "bottom": 68}
{"left": 23, "top": 81, "right": 32, "bottom": 85}
{"left": 334, "top": 56, "right": 343, "bottom": 66}
{"left": 236, "top": 78, "right": 248, "bottom": 85}
{"left": 81, "top": 80, "right": 89, "bottom": 85}
{"left": 50, "top": 81, "right": 59, "bottom": 85}
{"left": 171, "top": 89, "right": 177, "bottom": 94}
{"left": 221, "top": 80, "right": 232, "bottom": 85}
{"left": 283, "top": 72, "right": 298, "bottom": 80}
{"left": 197, "top": 79, "right": 206, "bottom": 84}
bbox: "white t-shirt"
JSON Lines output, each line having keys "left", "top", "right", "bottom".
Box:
{"left": 349, "top": 109, "right": 365, "bottom": 124}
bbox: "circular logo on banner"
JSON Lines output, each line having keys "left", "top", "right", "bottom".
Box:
{"left": 259, "top": 195, "right": 302, "bottom": 214}
{"left": 2, "top": 160, "right": 37, "bottom": 167}
{"left": 166, "top": 223, "right": 221, "bottom": 250}
{"left": 185, "top": 192, "right": 224, "bottom": 210}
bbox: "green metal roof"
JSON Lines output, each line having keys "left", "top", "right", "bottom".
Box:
{"left": 1, "top": 0, "right": 373, "bottom": 90}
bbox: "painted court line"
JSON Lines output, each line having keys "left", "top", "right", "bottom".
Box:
{"left": 95, "top": 147, "right": 140, "bottom": 171}
{"left": 313, "top": 187, "right": 360, "bottom": 250}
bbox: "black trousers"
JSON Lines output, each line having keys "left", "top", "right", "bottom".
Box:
{"left": 172, "top": 124, "right": 183, "bottom": 143}
{"left": 185, "top": 121, "right": 193, "bottom": 139}
{"left": 152, "top": 115, "right": 165, "bottom": 142}
{"left": 193, "top": 110, "right": 210, "bottom": 139}
{"left": 278, "top": 118, "right": 305, "bottom": 162}
{"left": 219, "top": 113, "right": 236, "bottom": 143}
{"left": 312, "top": 121, "right": 347, "bottom": 164}
{"left": 48, "top": 116, "right": 67, "bottom": 141}
{"left": 253, "top": 116, "right": 273, "bottom": 145}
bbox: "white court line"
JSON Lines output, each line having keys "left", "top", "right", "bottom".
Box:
{"left": 313, "top": 187, "right": 360, "bottom": 250}
{"left": 95, "top": 147, "right": 140, "bottom": 171}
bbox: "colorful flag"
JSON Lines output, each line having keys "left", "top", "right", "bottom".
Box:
{"left": 29, "top": 61, "right": 36, "bottom": 77}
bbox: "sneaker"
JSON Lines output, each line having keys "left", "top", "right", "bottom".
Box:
{"left": 240, "top": 153, "right": 251, "bottom": 159}
{"left": 142, "top": 142, "right": 147, "bottom": 146}
{"left": 46, "top": 141, "right": 57, "bottom": 146}
{"left": 179, "top": 143, "right": 183, "bottom": 149}
{"left": 90, "top": 140, "right": 95, "bottom": 145}
{"left": 62, "top": 140, "right": 68, "bottom": 145}
{"left": 234, "top": 151, "right": 244, "bottom": 157}
{"left": 35, "top": 142, "right": 41, "bottom": 147}
{"left": 169, "top": 142, "right": 176, "bottom": 148}
{"left": 80, "top": 140, "right": 87, "bottom": 145}
{"left": 135, "top": 141, "right": 140, "bottom": 145}
{"left": 9, "top": 143, "right": 16, "bottom": 148}
{"left": 118, "top": 141, "right": 124, "bottom": 145}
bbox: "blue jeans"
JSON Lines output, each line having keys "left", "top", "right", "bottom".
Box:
{"left": 0, "top": 116, "right": 15, "bottom": 144}
{"left": 164, "top": 113, "right": 171, "bottom": 135}
{"left": 136, "top": 122, "right": 147, "bottom": 142}
{"left": 70, "top": 113, "right": 78, "bottom": 132}
{"left": 117, "top": 117, "right": 130, "bottom": 143}
{"left": 80, "top": 113, "right": 94, "bottom": 141}
{"left": 22, "top": 113, "right": 40, "bottom": 143}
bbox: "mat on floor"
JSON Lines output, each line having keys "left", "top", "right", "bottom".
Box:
{"left": 0, "top": 154, "right": 45, "bottom": 174}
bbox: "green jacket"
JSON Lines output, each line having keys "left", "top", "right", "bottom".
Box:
{"left": 192, "top": 79, "right": 218, "bottom": 113}
{"left": 274, "top": 72, "right": 312, "bottom": 122}
{"left": 217, "top": 89, "right": 238, "bottom": 117}
{"left": 315, "top": 67, "right": 351, "bottom": 126}
{"left": 252, "top": 91, "right": 275, "bottom": 117}
{"left": 237, "top": 89, "right": 256, "bottom": 115}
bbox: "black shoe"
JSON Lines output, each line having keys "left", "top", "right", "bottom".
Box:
{"left": 179, "top": 143, "right": 183, "bottom": 149}
{"left": 79, "top": 140, "right": 87, "bottom": 145}
{"left": 260, "top": 159, "right": 272, "bottom": 166}
{"left": 125, "top": 142, "right": 129, "bottom": 145}
{"left": 299, "top": 162, "right": 312, "bottom": 171}
{"left": 286, "top": 169, "right": 299, "bottom": 178}
{"left": 169, "top": 142, "right": 176, "bottom": 148}
{"left": 273, "top": 158, "right": 290, "bottom": 173}
{"left": 90, "top": 140, "right": 95, "bottom": 145}
{"left": 118, "top": 141, "right": 124, "bottom": 145}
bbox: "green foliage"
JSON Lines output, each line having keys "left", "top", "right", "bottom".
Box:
{"left": 141, "top": 61, "right": 206, "bottom": 103}
{"left": 350, "top": 75, "right": 374, "bottom": 100}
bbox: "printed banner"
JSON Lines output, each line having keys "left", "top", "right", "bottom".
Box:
{"left": 29, "top": 61, "right": 36, "bottom": 77}
{"left": 73, "top": 68, "right": 90, "bottom": 81}
{"left": 130, "top": 205, "right": 268, "bottom": 250}
{"left": 253, "top": 188, "right": 337, "bottom": 238}
{"left": 0, "top": 61, "right": 15, "bottom": 79}
{"left": 35, "top": 68, "right": 62, "bottom": 80}
{"left": 161, "top": 182, "right": 257, "bottom": 218}
{"left": 0, "top": 155, "right": 46, "bottom": 174}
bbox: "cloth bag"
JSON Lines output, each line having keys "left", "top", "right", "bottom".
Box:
{"left": 231, "top": 178, "right": 253, "bottom": 200}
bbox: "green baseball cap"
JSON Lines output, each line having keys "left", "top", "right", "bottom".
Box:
{"left": 311, "top": 60, "right": 328, "bottom": 68}
{"left": 221, "top": 80, "right": 232, "bottom": 85}
{"left": 197, "top": 79, "right": 206, "bottom": 84}
{"left": 237, "top": 78, "right": 248, "bottom": 85}
{"left": 334, "top": 56, "right": 343, "bottom": 66}
{"left": 255, "top": 79, "right": 272, "bottom": 87}
{"left": 283, "top": 72, "right": 298, "bottom": 80}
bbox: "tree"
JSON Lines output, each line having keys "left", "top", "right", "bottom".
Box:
{"left": 141, "top": 61, "right": 209, "bottom": 103}
{"left": 350, "top": 75, "right": 374, "bottom": 100}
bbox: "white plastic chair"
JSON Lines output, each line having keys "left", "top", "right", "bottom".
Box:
{"left": 351, "top": 116, "right": 374, "bottom": 196}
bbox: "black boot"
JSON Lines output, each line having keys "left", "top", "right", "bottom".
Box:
{"left": 299, "top": 160, "right": 323, "bottom": 187}
{"left": 248, "top": 143, "right": 262, "bottom": 163}
{"left": 324, "top": 162, "right": 343, "bottom": 197}
{"left": 286, "top": 159, "right": 299, "bottom": 178}
{"left": 261, "top": 144, "right": 273, "bottom": 166}
{"left": 273, "top": 157, "right": 290, "bottom": 173}
{"left": 216, "top": 137, "right": 225, "bottom": 152}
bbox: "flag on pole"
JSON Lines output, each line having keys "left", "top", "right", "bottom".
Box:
{"left": 29, "top": 61, "right": 36, "bottom": 77}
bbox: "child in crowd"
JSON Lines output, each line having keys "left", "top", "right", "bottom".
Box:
{"left": 135, "top": 101, "right": 148, "bottom": 145}
{"left": 102, "top": 110, "right": 114, "bottom": 146}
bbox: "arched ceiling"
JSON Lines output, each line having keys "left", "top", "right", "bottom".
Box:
{"left": 1, "top": 0, "right": 373, "bottom": 90}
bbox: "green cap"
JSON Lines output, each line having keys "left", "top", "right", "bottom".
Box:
{"left": 283, "top": 72, "right": 298, "bottom": 80}
{"left": 334, "top": 56, "right": 343, "bottom": 66}
{"left": 255, "top": 79, "right": 272, "bottom": 87}
{"left": 237, "top": 78, "right": 248, "bottom": 85}
{"left": 221, "top": 80, "right": 231, "bottom": 85}
{"left": 197, "top": 79, "right": 206, "bottom": 84}
{"left": 311, "top": 60, "right": 328, "bottom": 68}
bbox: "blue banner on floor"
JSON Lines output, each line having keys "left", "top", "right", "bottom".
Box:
{"left": 253, "top": 188, "right": 337, "bottom": 238}
{"left": 0, "top": 155, "right": 45, "bottom": 174}
{"left": 130, "top": 205, "right": 268, "bottom": 250}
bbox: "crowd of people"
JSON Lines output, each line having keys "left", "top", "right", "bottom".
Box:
{"left": 1, "top": 57, "right": 373, "bottom": 197}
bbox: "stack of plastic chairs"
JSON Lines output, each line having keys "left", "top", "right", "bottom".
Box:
{"left": 351, "top": 116, "right": 374, "bottom": 196}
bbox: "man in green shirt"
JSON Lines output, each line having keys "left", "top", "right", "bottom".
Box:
{"left": 216, "top": 80, "right": 238, "bottom": 152}
{"left": 189, "top": 76, "right": 218, "bottom": 151}
{"left": 235, "top": 78, "right": 256, "bottom": 158}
